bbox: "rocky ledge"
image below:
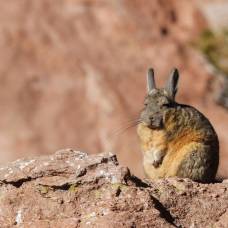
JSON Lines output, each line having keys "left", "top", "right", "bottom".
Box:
{"left": 0, "top": 149, "right": 227, "bottom": 227}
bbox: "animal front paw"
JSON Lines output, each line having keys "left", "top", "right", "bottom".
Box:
{"left": 144, "top": 149, "right": 166, "bottom": 168}
{"left": 152, "top": 159, "right": 162, "bottom": 168}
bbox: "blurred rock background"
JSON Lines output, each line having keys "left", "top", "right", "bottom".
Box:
{"left": 0, "top": 0, "right": 227, "bottom": 178}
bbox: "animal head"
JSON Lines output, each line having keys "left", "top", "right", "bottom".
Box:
{"left": 140, "top": 68, "right": 179, "bottom": 129}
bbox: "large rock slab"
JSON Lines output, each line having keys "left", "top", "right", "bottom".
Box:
{"left": 0, "top": 149, "right": 227, "bottom": 227}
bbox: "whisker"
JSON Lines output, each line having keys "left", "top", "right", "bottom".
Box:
{"left": 106, "top": 107, "right": 144, "bottom": 141}
{"left": 117, "top": 118, "right": 140, "bottom": 127}
{"left": 109, "top": 119, "right": 142, "bottom": 140}
{"left": 121, "top": 107, "right": 144, "bottom": 121}
{"left": 116, "top": 108, "right": 144, "bottom": 126}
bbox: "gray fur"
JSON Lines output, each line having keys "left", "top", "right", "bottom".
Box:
{"left": 147, "top": 68, "right": 156, "bottom": 92}
{"left": 165, "top": 68, "right": 179, "bottom": 100}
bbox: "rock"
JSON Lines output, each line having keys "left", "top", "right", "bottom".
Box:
{"left": 215, "top": 210, "right": 228, "bottom": 228}
{"left": 0, "top": 149, "right": 227, "bottom": 227}
{"left": 212, "top": 74, "right": 228, "bottom": 109}
{"left": 199, "top": 0, "right": 228, "bottom": 31}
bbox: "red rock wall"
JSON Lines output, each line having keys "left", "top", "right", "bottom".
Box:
{"left": 0, "top": 0, "right": 227, "bottom": 178}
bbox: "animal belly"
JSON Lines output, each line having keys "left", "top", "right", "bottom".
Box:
{"left": 143, "top": 148, "right": 184, "bottom": 179}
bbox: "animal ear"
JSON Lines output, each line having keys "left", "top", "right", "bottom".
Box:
{"left": 166, "top": 68, "right": 179, "bottom": 100}
{"left": 147, "top": 68, "right": 156, "bottom": 92}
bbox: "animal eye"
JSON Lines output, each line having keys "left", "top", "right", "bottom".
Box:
{"left": 144, "top": 101, "right": 149, "bottom": 106}
{"left": 163, "top": 103, "right": 171, "bottom": 107}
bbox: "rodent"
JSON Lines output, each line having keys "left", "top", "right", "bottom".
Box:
{"left": 137, "top": 68, "right": 219, "bottom": 182}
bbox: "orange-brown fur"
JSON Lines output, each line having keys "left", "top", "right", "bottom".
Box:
{"left": 138, "top": 69, "right": 219, "bottom": 182}
{"left": 137, "top": 105, "right": 219, "bottom": 182}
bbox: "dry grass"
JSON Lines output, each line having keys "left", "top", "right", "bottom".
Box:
{"left": 196, "top": 29, "right": 228, "bottom": 75}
